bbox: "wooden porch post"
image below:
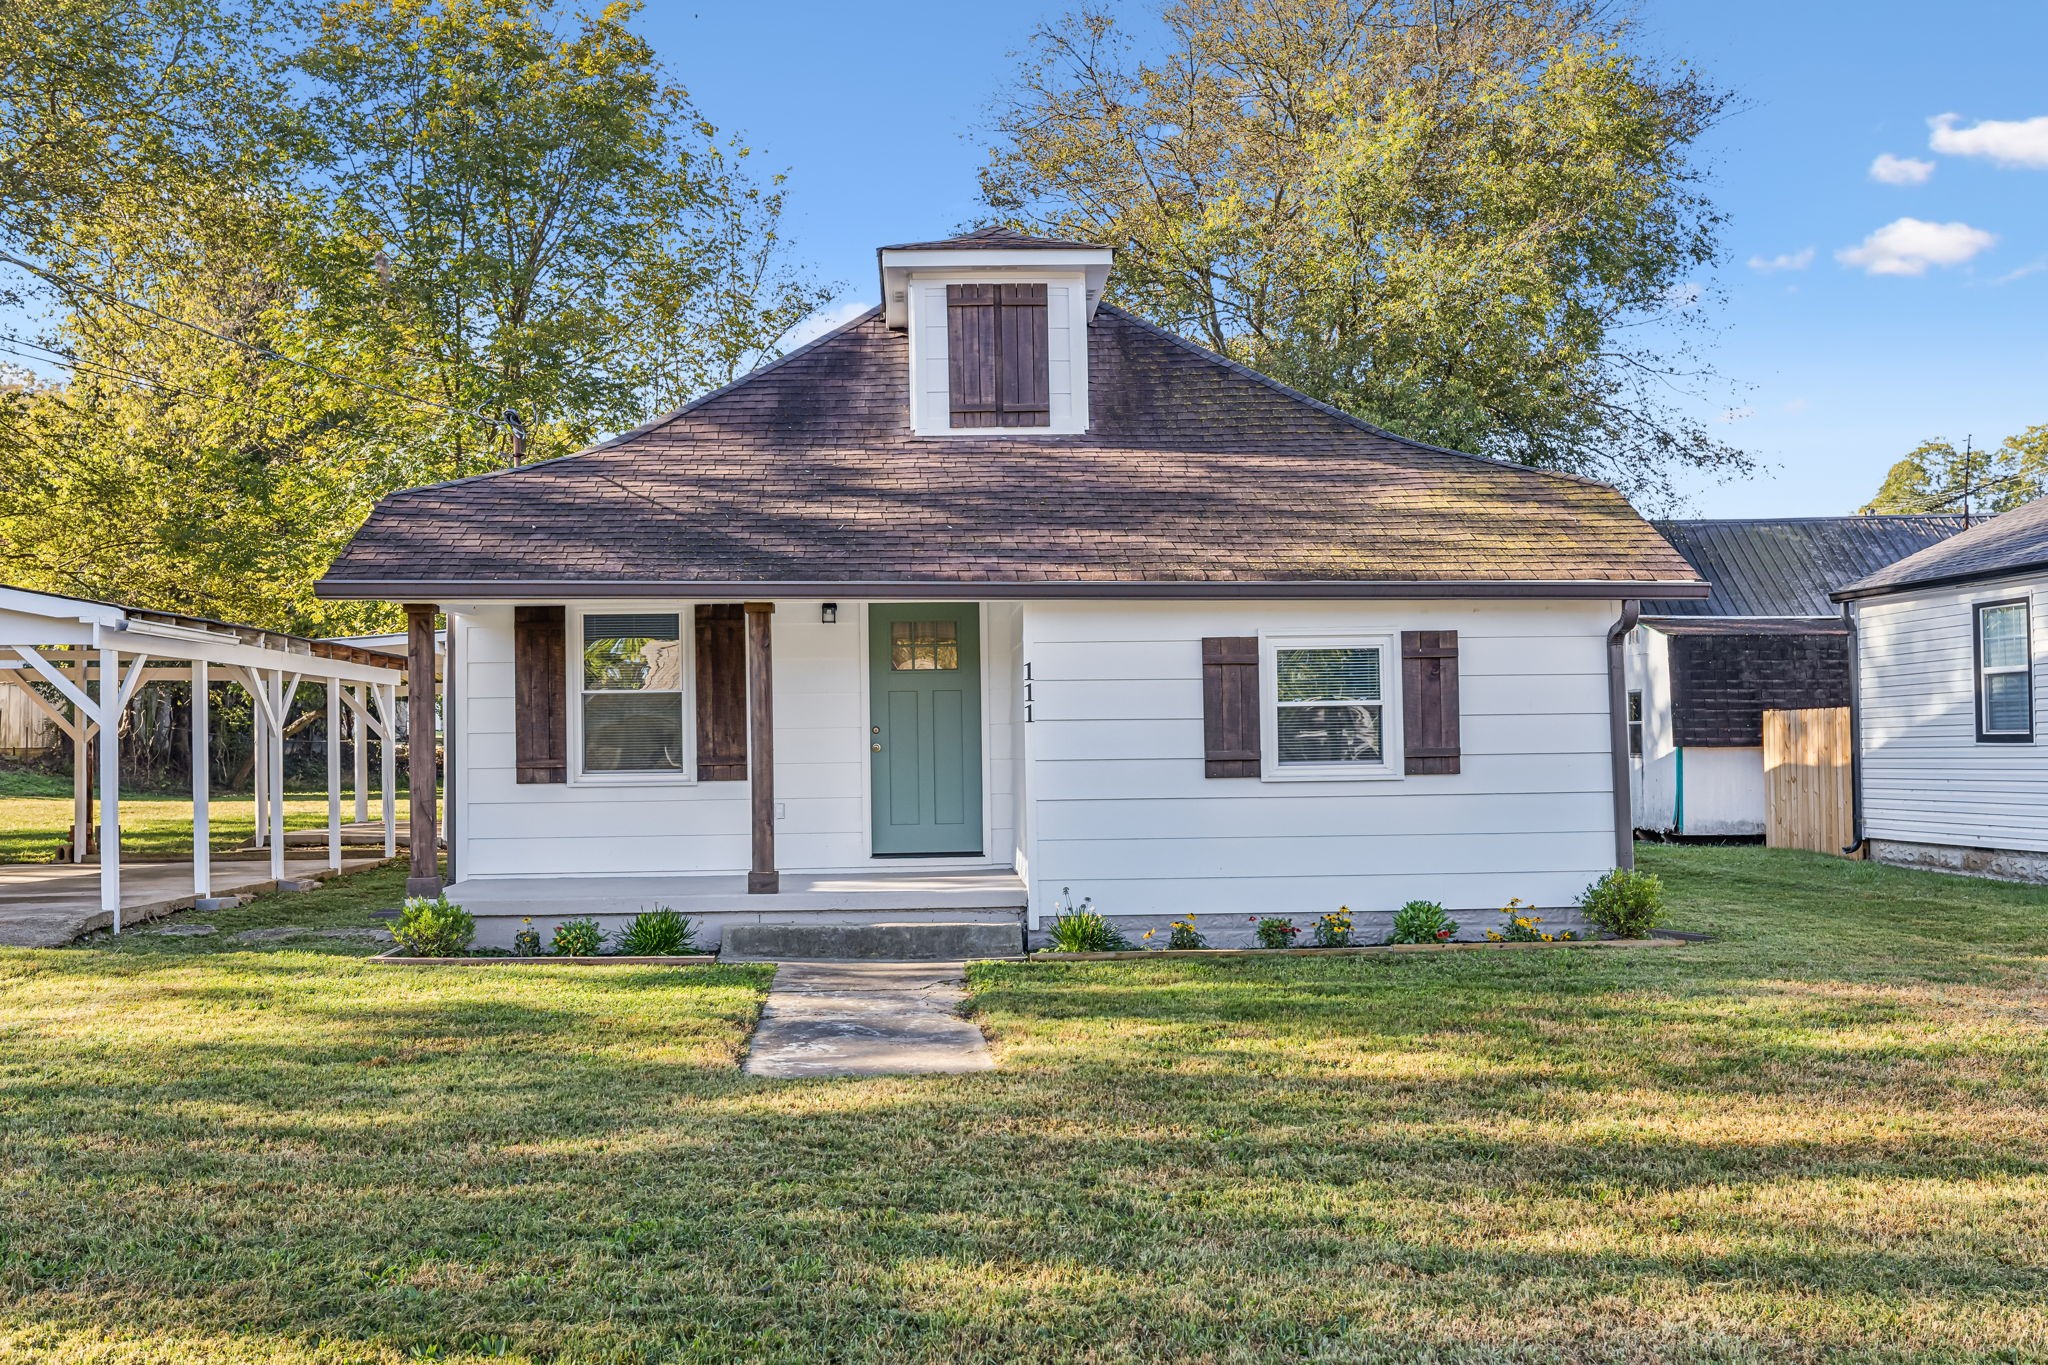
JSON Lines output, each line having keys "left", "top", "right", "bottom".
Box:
{"left": 745, "top": 601, "right": 777, "bottom": 894}
{"left": 405, "top": 604, "right": 441, "bottom": 897}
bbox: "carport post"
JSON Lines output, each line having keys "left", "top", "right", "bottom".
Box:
{"left": 98, "top": 647, "right": 121, "bottom": 931}
{"left": 378, "top": 682, "right": 396, "bottom": 859}
{"left": 326, "top": 681, "right": 342, "bottom": 871}
{"left": 192, "top": 660, "right": 210, "bottom": 900}
{"left": 70, "top": 705, "right": 88, "bottom": 862}
{"left": 351, "top": 685, "right": 369, "bottom": 823}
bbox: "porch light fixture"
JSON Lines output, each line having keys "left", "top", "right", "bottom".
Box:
{"left": 820, "top": 603, "right": 838, "bottom": 624}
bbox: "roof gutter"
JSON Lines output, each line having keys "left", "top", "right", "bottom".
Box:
{"left": 315, "top": 577, "right": 1712, "bottom": 604}
{"left": 1840, "top": 597, "right": 1865, "bottom": 856}
{"left": 1606, "top": 599, "right": 1641, "bottom": 870}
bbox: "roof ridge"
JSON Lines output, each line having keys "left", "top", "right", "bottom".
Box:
{"left": 1093, "top": 304, "right": 1618, "bottom": 493}
{"left": 376, "top": 303, "right": 886, "bottom": 498}
{"left": 1654, "top": 514, "right": 1971, "bottom": 526}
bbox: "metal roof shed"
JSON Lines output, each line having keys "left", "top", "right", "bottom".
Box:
{"left": 0, "top": 585, "right": 407, "bottom": 932}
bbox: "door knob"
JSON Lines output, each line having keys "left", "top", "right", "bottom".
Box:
{"left": 872, "top": 742, "right": 882, "bottom": 752}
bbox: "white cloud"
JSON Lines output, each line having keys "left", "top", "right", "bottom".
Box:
{"left": 1836, "top": 218, "right": 1997, "bottom": 276}
{"left": 1782, "top": 397, "right": 1810, "bottom": 414}
{"left": 777, "top": 298, "right": 874, "bottom": 350}
{"left": 1868, "top": 152, "right": 1934, "bottom": 185}
{"left": 1928, "top": 112, "right": 2048, "bottom": 168}
{"left": 1747, "top": 247, "right": 1815, "bottom": 272}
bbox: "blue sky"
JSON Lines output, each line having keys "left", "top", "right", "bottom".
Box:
{"left": 652, "top": 0, "right": 2048, "bottom": 517}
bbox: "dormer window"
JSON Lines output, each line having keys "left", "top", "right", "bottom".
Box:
{"left": 947, "top": 284, "right": 1049, "bottom": 428}
{"left": 877, "top": 228, "right": 1114, "bottom": 437}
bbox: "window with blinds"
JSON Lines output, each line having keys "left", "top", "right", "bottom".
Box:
{"left": 1260, "top": 636, "right": 1400, "bottom": 778}
{"left": 579, "top": 611, "right": 687, "bottom": 773}
{"left": 1976, "top": 600, "right": 2034, "bottom": 743}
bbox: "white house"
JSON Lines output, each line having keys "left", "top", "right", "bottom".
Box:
{"left": 315, "top": 228, "right": 1706, "bottom": 952}
{"left": 1835, "top": 498, "right": 2048, "bottom": 882}
{"left": 1625, "top": 516, "right": 1965, "bottom": 837}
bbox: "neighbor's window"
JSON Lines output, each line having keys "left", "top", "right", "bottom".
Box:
{"left": 1263, "top": 636, "right": 1398, "bottom": 778}
{"left": 1976, "top": 599, "right": 2033, "bottom": 742}
{"left": 1628, "top": 690, "right": 1644, "bottom": 756}
{"left": 579, "top": 611, "right": 686, "bottom": 774}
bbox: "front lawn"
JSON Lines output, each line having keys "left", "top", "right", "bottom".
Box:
{"left": 3, "top": 847, "right": 2046, "bottom": 1362}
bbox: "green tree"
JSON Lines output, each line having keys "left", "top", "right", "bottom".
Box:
{"left": 0, "top": 0, "right": 830, "bottom": 631}
{"left": 980, "top": 0, "right": 1744, "bottom": 499}
{"left": 1861, "top": 433, "right": 2046, "bottom": 517}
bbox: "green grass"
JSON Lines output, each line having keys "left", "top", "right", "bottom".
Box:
{"left": 0, "top": 781, "right": 416, "bottom": 863}
{"left": 3, "top": 847, "right": 2048, "bottom": 1362}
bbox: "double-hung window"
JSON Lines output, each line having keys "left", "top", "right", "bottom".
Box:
{"left": 1260, "top": 635, "right": 1401, "bottom": 779}
{"left": 578, "top": 611, "right": 688, "bottom": 776}
{"left": 1976, "top": 599, "right": 2034, "bottom": 743}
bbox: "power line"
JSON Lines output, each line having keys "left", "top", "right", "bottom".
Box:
{"left": 0, "top": 335, "right": 220, "bottom": 405}
{"left": 0, "top": 249, "right": 503, "bottom": 428}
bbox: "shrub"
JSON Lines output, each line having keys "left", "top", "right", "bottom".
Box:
{"left": 1484, "top": 898, "right": 1576, "bottom": 944}
{"left": 391, "top": 895, "right": 475, "bottom": 958}
{"left": 1389, "top": 900, "right": 1459, "bottom": 945}
{"left": 511, "top": 918, "right": 543, "bottom": 957}
{"left": 1310, "top": 907, "right": 1355, "bottom": 948}
{"left": 1252, "top": 916, "right": 1300, "bottom": 949}
{"left": 617, "top": 906, "right": 697, "bottom": 956}
{"left": 550, "top": 917, "right": 607, "bottom": 956}
{"left": 1047, "top": 908, "right": 1133, "bottom": 953}
{"left": 1578, "top": 868, "right": 1665, "bottom": 939}
{"left": 1145, "top": 914, "right": 1207, "bottom": 950}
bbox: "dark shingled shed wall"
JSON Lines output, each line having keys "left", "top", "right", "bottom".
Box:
{"left": 1668, "top": 632, "right": 1851, "bottom": 747}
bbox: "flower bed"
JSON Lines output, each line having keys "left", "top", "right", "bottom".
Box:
{"left": 1024, "top": 936, "right": 1686, "bottom": 962}
{"left": 369, "top": 949, "right": 718, "bottom": 967}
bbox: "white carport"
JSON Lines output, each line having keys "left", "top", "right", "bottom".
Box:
{"left": 0, "top": 586, "right": 407, "bottom": 931}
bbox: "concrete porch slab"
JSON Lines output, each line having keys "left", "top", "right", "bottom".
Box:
{"left": 0, "top": 854, "right": 389, "bottom": 948}
{"left": 451, "top": 868, "right": 1027, "bottom": 916}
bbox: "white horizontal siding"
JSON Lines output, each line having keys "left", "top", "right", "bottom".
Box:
{"left": 1020, "top": 598, "right": 1623, "bottom": 918}
{"left": 1857, "top": 577, "right": 2048, "bottom": 851}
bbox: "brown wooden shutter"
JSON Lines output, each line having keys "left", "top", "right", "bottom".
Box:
{"left": 513, "top": 605, "right": 567, "bottom": 784}
{"left": 947, "top": 284, "right": 999, "bottom": 428}
{"left": 997, "top": 282, "right": 1049, "bottom": 426}
{"left": 1202, "top": 636, "right": 1260, "bottom": 778}
{"left": 694, "top": 604, "right": 748, "bottom": 780}
{"left": 1402, "top": 630, "right": 1460, "bottom": 775}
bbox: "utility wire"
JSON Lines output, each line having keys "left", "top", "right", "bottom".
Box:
{"left": 0, "top": 335, "right": 220, "bottom": 405}
{"left": 0, "top": 249, "right": 503, "bottom": 427}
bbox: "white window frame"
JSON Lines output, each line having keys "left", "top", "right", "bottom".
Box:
{"left": 1259, "top": 632, "right": 1404, "bottom": 782}
{"left": 1975, "top": 598, "right": 2034, "bottom": 744}
{"left": 567, "top": 603, "right": 697, "bottom": 786}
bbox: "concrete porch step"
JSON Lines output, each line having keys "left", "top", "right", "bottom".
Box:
{"left": 723, "top": 919, "right": 1023, "bottom": 962}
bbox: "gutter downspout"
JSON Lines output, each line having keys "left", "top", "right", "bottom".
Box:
{"left": 1606, "top": 600, "right": 1641, "bottom": 870}
{"left": 1841, "top": 599, "right": 1864, "bottom": 855}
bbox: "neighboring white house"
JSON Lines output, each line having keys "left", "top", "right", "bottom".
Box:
{"left": 1835, "top": 498, "right": 2048, "bottom": 882}
{"left": 315, "top": 228, "right": 1706, "bottom": 951}
{"left": 1625, "top": 516, "right": 1966, "bottom": 837}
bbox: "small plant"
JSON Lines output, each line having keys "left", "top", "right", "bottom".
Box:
{"left": 1310, "top": 906, "right": 1355, "bottom": 948}
{"left": 616, "top": 906, "right": 697, "bottom": 956}
{"left": 1252, "top": 916, "right": 1300, "bottom": 949}
{"left": 1484, "top": 898, "right": 1577, "bottom": 944}
{"left": 1389, "top": 899, "right": 1459, "bottom": 945}
{"left": 550, "top": 917, "right": 606, "bottom": 956}
{"left": 1046, "top": 888, "right": 1133, "bottom": 952}
{"left": 391, "top": 894, "right": 475, "bottom": 957}
{"left": 1577, "top": 867, "right": 1665, "bottom": 939}
{"left": 511, "top": 918, "right": 543, "bottom": 957}
{"left": 1144, "top": 913, "right": 1207, "bottom": 950}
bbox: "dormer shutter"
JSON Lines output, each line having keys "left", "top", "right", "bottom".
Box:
{"left": 948, "top": 283, "right": 1048, "bottom": 428}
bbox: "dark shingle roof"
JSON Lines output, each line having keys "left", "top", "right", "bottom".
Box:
{"left": 317, "top": 306, "right": 1701, "bottom": 597}
{"left": 878, "top": 226, "right": 1106, "bottom": 252}
{"left": 1640, "top": 516, "right": 1970, "bottom": 617}
{"left": 1834, "top": 498, "right": 2048, "bottom": 600}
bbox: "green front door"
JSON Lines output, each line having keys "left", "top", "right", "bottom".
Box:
{"left": 869, "top": 604, "right": 983, "bottom": 856}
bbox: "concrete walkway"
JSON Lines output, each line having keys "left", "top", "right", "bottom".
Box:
{"left": 742, "top": 961, "right": 994, "bottom": 1079}
{"left": 0, "top": 853, "right": 386, "bottom": 948}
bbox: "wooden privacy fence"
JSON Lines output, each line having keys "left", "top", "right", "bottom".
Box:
{"left": 1763, "top": 706, "right": 1859, "bottom": 857}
